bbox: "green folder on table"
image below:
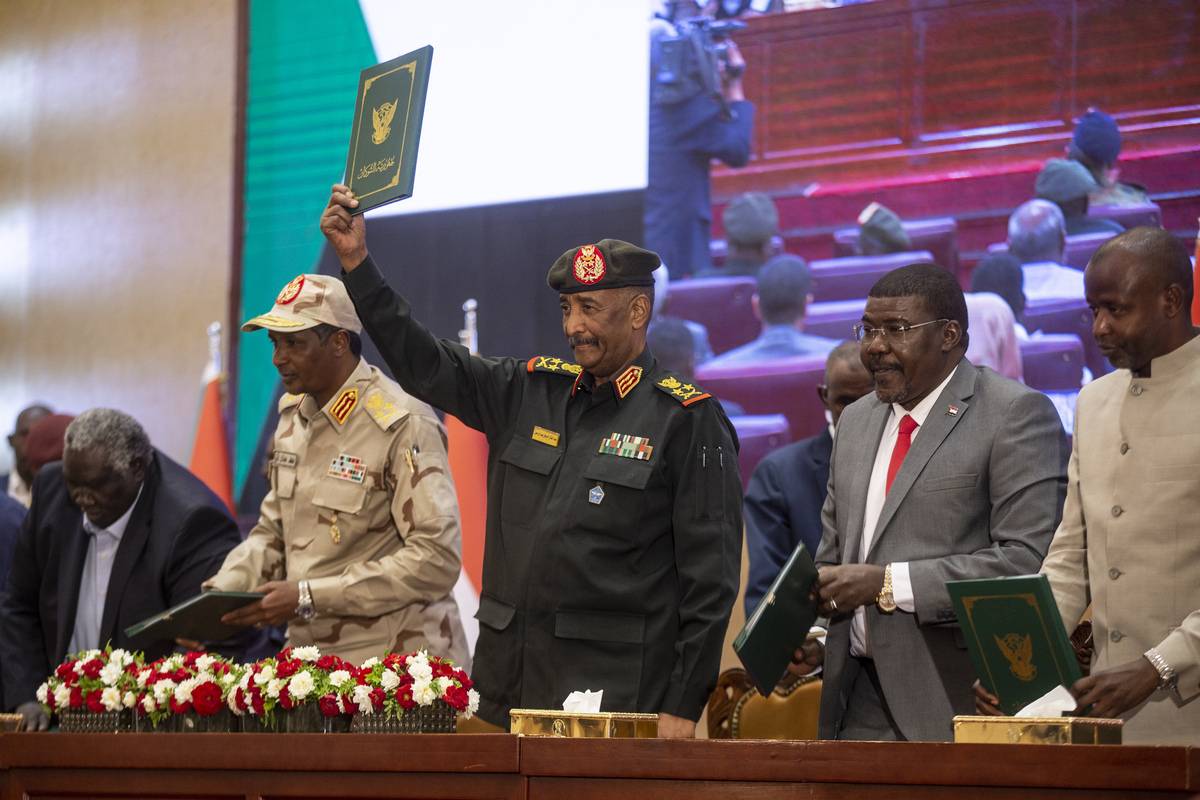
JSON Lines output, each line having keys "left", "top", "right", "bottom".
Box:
{"left": 733, "top": 543, "right": 821, "bottom": 696}
{"left": 124, "top": 591, "right": 265, "bottom": 644}
{"left": 947, "top": 574, "right": 1082, "bottom": 715}
{"left": 343, "top": 45, "right": 434, "bottom": 214}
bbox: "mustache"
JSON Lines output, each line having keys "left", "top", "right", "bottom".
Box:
{"left": 569, "top": 336, "right": 599, "bottom": 348}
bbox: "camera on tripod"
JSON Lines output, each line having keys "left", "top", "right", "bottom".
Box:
{"left": 652, "top": 15, "right": 747, "bottom": 109}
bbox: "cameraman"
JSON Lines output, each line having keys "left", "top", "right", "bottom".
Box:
{"left": 644, "top": 12, "right": 755, "bottom": 278}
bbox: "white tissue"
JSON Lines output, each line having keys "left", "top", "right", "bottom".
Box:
{"left": 562, "top": 689, "right": 603, "bottom": 713}
{"left": 1015, "top": 684, "right": 1076, "bottom": 717}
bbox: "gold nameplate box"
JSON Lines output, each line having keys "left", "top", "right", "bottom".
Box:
{"left": 510, "top": 709, "right": 658, "bottom": 738}
{"left": 954, "top": 715, "right": 1123, "bottom": 745}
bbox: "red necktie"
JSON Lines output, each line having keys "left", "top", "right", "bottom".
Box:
{"left": 885, "top": 414, "right": 919, "bottom": 494}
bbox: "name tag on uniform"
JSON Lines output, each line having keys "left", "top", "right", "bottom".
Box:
{"left": 532, "top": 425, "right": 560, "bottom": 447}
{"left": 328, "top": 453, "right": 367, "bottom": 484}
{"left": 273, "top": 451, "right": 298, "bottom": 468}
{"left": 599, "top": 432, "right": 653, "bottom": 461}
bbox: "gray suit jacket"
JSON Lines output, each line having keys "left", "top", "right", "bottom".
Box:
{"left": 815, "top": 359, "right": 1068, "bottom": 741}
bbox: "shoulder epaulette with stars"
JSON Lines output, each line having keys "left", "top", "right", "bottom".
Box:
{"left": 526, "top": 355, "right": 584, "bottom": 377}
{"left": 278, "top": 392, "right": 304, "bottom": 413}
{"left": 654, "top": 375, "right": 712, "bottom": 407}
{"left": 363, "top": 386, "right": 406, "bottom": 431}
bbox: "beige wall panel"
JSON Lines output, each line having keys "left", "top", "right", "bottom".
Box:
{"left": 0, "top": 0, "right": 237, "bottom": 471}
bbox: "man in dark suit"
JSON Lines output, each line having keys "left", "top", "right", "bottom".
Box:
{"left": 743, "top": 341, "right": 871, "bottom": 615}
{"left": 0, "top": 408, "right": 241, "bottom": 730}
{"left": 795, "top": 263, "right": 1067, "bottom": 741}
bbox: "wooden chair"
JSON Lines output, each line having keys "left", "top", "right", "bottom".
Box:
{"left": 706, "top": 667, "right": 821, "bottom": 740}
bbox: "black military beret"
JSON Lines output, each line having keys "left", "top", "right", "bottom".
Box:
{"left": 546, "top": 239, "right": 661, "bottom": 294}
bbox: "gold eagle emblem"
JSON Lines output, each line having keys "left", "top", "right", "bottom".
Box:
{"left": 994, "top": 633, "right": 1037, "bottom": 682}
{"left": 371, "top": 98, "right": 399, "bottom": 145}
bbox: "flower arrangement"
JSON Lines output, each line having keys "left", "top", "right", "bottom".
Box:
{"left": 232, "top": 646, "right": 357, "bottom": 730}
{"left": 136, "top": 651, "right": 239, "bottom": 730}
{"left": 37, "top": 647, "right": 141, "bottom": 718}
{"left": 354, "top": 650, "right": 479, "bottom": 720}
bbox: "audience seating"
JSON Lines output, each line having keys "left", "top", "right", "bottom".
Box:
{"left": 1019, "top": 334, "right": 1086, "bottom": 392}
{"left": 987, "top": 230, "right": 1116, "bottom": 270}
{"left": 832, "top": 216, "right": 960, "bottom": 275}
{"left": 802, "top": 298, "right": 866, "bottom": 342}
{"left": 1090, "top": 201, "right": 1162, "bottom": 231}
{"left": 809, "top": 251, "right": 933, "bottom": 303}
{"left": 1023, "top": 296, "right": 1110, "bottom": 377}
{"left": 697, "top": 354, "right": 828, "bottom": 440}
{"left": 708, "top": 235, "right": 784, "bottom": 269}
{"left": 729, "top": 414, "right": 791, "bottom": 490}
{"left": 665, "top": 276, "right": 758, "bottom": 355}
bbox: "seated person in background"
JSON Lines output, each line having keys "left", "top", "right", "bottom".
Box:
{"left": 1067, "top": 109, "right": 1151, "bottom": 208}
{"left": 3, "top": 404, "right": 52, "bottom": 508}
{"left": 857, "top": 202, "right": 912, "bottom": 256}
{"left": 648, "top": 317, "right": 745, "bottom": 417}
{"left": 1035, "top": 158, "right": 1124, "bottom": 237}
{"left": 699, "top": 191, "right": 780, "bottom": 277}
{"left": 971, "top": 253, "right": 1028, "bottom": 337}
{"left": 1008, "top": 199, "right": 1086, "bottom": 301}
{"left": 650, "top": 264, "right": 714, "bottom": 365}
{"left": 705, "top": 254, "right": 837, "bottom": 365}
{"left": 743, "top": 341, "right": 872, "bottom": 615}
{"left": 963, "top": 291, "right": 1023, "bottom": 381}
{"left": 23, "top": 413, "right": 75, "bottom": 479}
{"left": 0, "top": 409, "right": 243, "bottom": 730}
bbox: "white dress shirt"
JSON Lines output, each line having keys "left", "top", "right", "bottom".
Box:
{"left": 1021, "top": 261, "right": 1085, "bottom": 301}
{"left": 851, "top": 366, "right": 959, "bottom": 657}
{"left": 68, "top": 485, "right": 142, "bottom": 654}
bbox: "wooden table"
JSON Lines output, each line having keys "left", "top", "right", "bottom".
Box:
{"left": 1, "top": 734, "right": 1195, "bottom": 799}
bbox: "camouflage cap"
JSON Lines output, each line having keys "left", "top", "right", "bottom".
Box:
{"left": 547, "top": 239, "right": 661, "bottom": 294}
{"left": 1035, "top": 158, "right": 1098, "bottom": 204}
{"left": 242, "top": 274, "right": 363, "bottom": 334}
{"left": 722, "top": 192, "right": 779, "bottom": 247}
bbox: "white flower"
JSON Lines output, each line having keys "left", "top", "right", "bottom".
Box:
{"left": 196, "top": 654, "right": 216, "bottom": 673}
{"left": 110, "top": 649, "right": 133, "bottom": 668}
{"left": 431, "top": 677, "right": 448, "bottom": 698}
{"left": 162, "top": 654, "right": 184, "bottom": 670}
{"left": 254, "top": 665, "right": 274, "bottom": 685}
{"left": 360, "top": 657, "right": 380, "bottom": 669}
{"left": 101, "top": 687, "right": 122, "bottom": 711}
{"left": 329, "top": 670, "right": 352, "bottom": 690}
{"left": 352, "top": 684, "right": 375, "bottom": 714}
{"left": 174, "top": 678, "right": 198, "bottom": 705}
{"left": 220, "top": 672, "right": 238, "bottom": 689}
{"left": 266, "top": 678, "right": 282, "bottom": 699}
{"left": 412, "top": 679, "right": 436, "bottom": 707}
{"left": 99, "top": 661, "right": 123, "bottom": 686}
{"left": 380, "top": 669, "right": 401, "bottom": 691}
{"left": 83, "top": 649, "right": 101, "bottom": 661}
{"left": 142, "top": 695, "right": 157, "bottom": 714}
{"left": 288, "top": 671, "right": 315, "bottom": 700}
{"left": 36, "top": 683, "right": 49, "bottom": 704}
{"left": 153, "top": 679, "right": 177, "bottom": 705}
{"left": 54, "top": 684, "right": 72, "bottom": 709}
{"left": 408, "top": 661, "right": 433, "bottom": 683}
{"left": 226, "top": 690, "right": 241, "bottom": 715}
{"left": 122, "top": 691, "right": 137, "bottom": 709}
{"left": 466, "top": 688, "right": 480, "bottom": 716}
{"left": 73, "top": 661, "right": 86, "bottom": 675}
{"left": 291, "top": 645, "right": 320, "bottom": 662}
{"left": 136, "top": 669, "right": 151, "bottom": 688}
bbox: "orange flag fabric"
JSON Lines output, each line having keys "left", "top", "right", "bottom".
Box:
{"left": 446, "top": 414, "right": 488, "bottom": 593}
{"left": 190, "top": 377, "right": 235, "bottom": 514}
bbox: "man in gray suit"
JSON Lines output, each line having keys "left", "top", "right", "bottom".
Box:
{"left": 797, "top": 263, "right": 1067, "bottom": 741}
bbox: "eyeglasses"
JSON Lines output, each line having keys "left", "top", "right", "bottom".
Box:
{"left": 852, "top": 318, "right": 950, "bottom": 344}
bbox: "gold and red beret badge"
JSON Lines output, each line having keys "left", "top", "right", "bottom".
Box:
{"left": 573, "top": 245, "right": 607, "bottom": 285}
{"left": 276, "top": 275, "right": 305, "bottom": 305}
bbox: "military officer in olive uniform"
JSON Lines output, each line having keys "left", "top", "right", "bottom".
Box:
{"left": 320, "top": 185, "right": 743, "bottom": 738}
{"left": 207, "top": 274, "right": 468, "bottom": 668}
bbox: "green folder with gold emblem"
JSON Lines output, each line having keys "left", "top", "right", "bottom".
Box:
{"left": 948, "top": 575, "right": 1082, "bottom": 715}
{"left": 733, "top": 543, "right": 820, "bottom": 696}
{"left": 344, "top": 45, "right": 433, "bottom": 214}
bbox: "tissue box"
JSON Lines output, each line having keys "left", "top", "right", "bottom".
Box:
{"left": 953, "top": 715, "right": 1122, "bottom": 744}
{"left": 509, "top": 709, "right": 658, "bottom": 738}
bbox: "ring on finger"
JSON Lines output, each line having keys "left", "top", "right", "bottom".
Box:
{"left": 829, "top": 598, "right": 838, "bottom": 611}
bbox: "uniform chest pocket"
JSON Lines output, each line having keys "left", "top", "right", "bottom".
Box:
{"left": 272, "top": 464, "right": 297, "bottom": 499}
{"left": 312, "top": 478, "right": 368, "bottom": 515}
{"left": 498, "top": 436, "right": 561, "bottom": 525}
{"left": 573, "top": 455, "right": 655, "bottom": 541}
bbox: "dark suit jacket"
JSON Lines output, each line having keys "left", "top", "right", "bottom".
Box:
{"left": 0, "top": 451, "right": 241, "bottom": 709}
{"left": 743, "top": 428, "right": 831, "bottom": 616}
{"left": 815, "top": 361, "right": 1068, "bottom": 741}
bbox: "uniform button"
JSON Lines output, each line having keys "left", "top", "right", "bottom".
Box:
{"left": 1110, "top": 630, "right": 1124, "bottom": 643}
{"left": 1111, "top": 505, "right": 1123, "bottom": 517}
{"left": 1108, "top": 567, "right": 1122, "bottom": 580}
{"left": 1120, "top": 443, "right": 1129, "bottom": 455}
{"left": 1131, "top": 384, "right": 1143, "bottom": 396}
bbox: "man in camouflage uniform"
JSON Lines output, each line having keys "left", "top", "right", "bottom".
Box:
{"left": 206, "top": 274, "right": 468, "bottom": 668}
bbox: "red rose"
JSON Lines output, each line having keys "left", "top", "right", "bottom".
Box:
{"left": 234, "top": 687, "right": 247, "bottom": 712}
{"left": 124, "top": 663, "right": 139, "bottom": 676}
{"left": 172, "top": 668, "right": 188, "bottom": 683}
{"left": 369, "top": 686, "right": 386, "bottom": 711}
{"left": 81, "top": 659, "right": 103, "bottom": 679}
{"left": 169, "top": 696, "right": 192, "bottom": 715}
{"left": 318, "top": 693, "right": 341, "bottom": 717}
{"left": 45, "top": 690, "right": 56, "bottom": 711}
{"left": 383, "top": 654, "right": 404, "bottom": 670}
{"left": 276, "top": 647, "right": 293, "bottom": 660}
{"left": 183, "top": 651, "right": 202, "bottom": 667}
{"left": 443, "top": 684, "right": 469, "bottom": 711}
{"left": 396, "top": 686, "right": 415, "bottom": 710}
{"left": 135, "top": 693, "right": 147, "bottom": 717}
{"left": 316, "top": 655, "right": 337, "bottom": 670}
{"left": 213, "top": 662, "right": 230, "bottom": 675}
{"left": 85, "top": 689, "right": 105, "bottom": 713}
{"left": 192, "top": 681, "right": 223, "bottom": 716}
{"left": 69, "top": 687, "right": 83, "bottom": 708}
{"left": 55, "top": 661, "right": 76, "bottom": 680}
{"left": 278, "top": 685, "right": 294, "bottom": 710}
{"left": 276, "top": 660, "right": 299, "bottom": 679}
{"left": 250, "top": 690, "right": 265, "bottom": 716}
{"left": 341, "top": 692, "right": 355, "bottom": 710}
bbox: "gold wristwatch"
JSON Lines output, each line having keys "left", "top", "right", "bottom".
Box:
{"left": 876, "top": 564, "right": 897, "bottom": 613}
